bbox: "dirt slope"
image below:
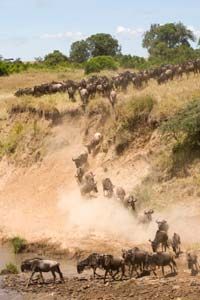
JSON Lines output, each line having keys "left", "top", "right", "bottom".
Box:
{"left": 0, "top": 115, "right": 151, "bottom": 252}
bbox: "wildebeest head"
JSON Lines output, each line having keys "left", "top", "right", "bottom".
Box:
{"left": 149, "top": 240, "right": 158, "bottom": 253}
{"left": 77, "top": 262, "right": 85, "bottom": 274}
{"left": 21, "top": 258, "right": 41, "bottom": 272}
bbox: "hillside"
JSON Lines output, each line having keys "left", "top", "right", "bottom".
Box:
{"left": 0, "top": 70, "right": 200, "bottom": 254}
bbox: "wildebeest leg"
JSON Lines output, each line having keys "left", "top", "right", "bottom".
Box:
{"left": 162, "top": 266, "right": 165, "bottom": 277}
{"left": 39, "top": 271, "right": 45, "bottom": 283}
{"left": 51, "top": 270, "right": 56, "bottom": 283}
{"left": 112, "top": 270, "right": 119, "bottom": 280}
{"left": 26, "top": 271, "right": 35, "bottom": 287}
{"left": 93, "top": 268, "right": 102, "bottom": 279}
{"left": 57, "top": 266, "right": 64, "bottom": 282}
{"left": 104, "top": 270, "right": 108, "bottom": 284}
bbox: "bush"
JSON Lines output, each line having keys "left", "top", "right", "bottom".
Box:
{"left": 161, "top": 99, "right": 200, "bottom": 175}
{"left": 84, "top": 56, "right": 118, "bottom": 74}
{"left": 116, "top": 95, "right": 155, "bottom": 131}
{"left": 11, "top": 236, "right": 27, "bottom": 254}
{"left": 0, "top": 263, "right": 19, "bottom": 275}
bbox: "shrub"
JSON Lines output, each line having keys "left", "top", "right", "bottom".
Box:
{"left": 84, "top": 56, "right": 118, "bottom": 74}
{"left": 161, "top": 99, "right": 200, "bottom": 175}
{"left": 11, "top": 236, "right": 27, "bottom": 254}
{"left": 0, "top": 263, "right": 19, "bottom": 275}
{"left": 116, "top": 95, "right": 155, "bottom": 131}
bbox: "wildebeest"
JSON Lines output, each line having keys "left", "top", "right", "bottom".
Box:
{"left": 146, "top": 252, "right": 177, "bottom": 276}
{"left": 80, "top": 180, "right": 98, "bottom": 196}
{"left": 115, "top": 187, "right": 126, "bottom": 202}
{"left": 109, "top": 90, "right": 117, "bottom": 107}
{"left": 21, "top": 258, "right": 64, "bottom": 287}
{"left": 75, "top": 167, "right": 85, "bottom": 184}
{"left": 171, "top": 233, "right": 181, "bottom": 256}
{"left": 138, "top": 209, "right": 154, "bottom": 225}
{"left": 102, "top": 178, "right": 114, "bottom": 198}
{"left": 149, "top": 230, "right": 169, "bottom": 252}
{"left": 124, "top": 195, "right": 137, "bottom": 213}
{"left": 83, "top": 171, "right": 95, "bottom": 185}
{"left": 187, "top": 253, "right": 199, "bottom": 275}
{"left": 72, "top": 151, "right": 88, "bottom": 168}
{"left": 77, "top": 253, "right": 102, "bottom": 278}
{"left": 99, "top": 254, "right": 125, "bottom": 283}
{"left": 85, "top": 132, "right": 103, "bottom": 154}
{"left": 79, "top": 88, "right": 89, "bottom": 110}
{"left": 156, "top": 220, "right": 169, "bottom": 233}
{"left": 122, "top": 248, "right": 148, "bottom": 277}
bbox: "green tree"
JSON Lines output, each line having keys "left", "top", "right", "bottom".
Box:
{"left": 143, "top": 22, "right": 196, "bottom": 57}
{"left": 86, "top": 33, "right": 121, "bottom": 57}
{"left": 44, "top": 50, "right": 68, "bottom": 66}
{"left": 69, "top": 40, "right": 90, "bottom": 63}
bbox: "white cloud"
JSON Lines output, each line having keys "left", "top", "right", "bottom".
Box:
{"left": 116, "top": 26, "right": 145, "bottom": 36}
{"left": 188, "top": 26, "right": 200, "bottom": 38}
{"left": 40, "top": 31, "right": 84, "bottom": 40}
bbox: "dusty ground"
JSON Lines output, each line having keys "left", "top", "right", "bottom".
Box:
{"left": 2, "top": 261, "right": 200, "bottom": 300}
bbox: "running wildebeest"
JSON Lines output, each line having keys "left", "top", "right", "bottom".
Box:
{"left": 115, "top": 187, "right": 126, "bottom": 202}
{"left": 187, "top": 253, "right": 199, "bottom": 275}
{"left": 171, "top": 233, "right": 181, "bottom": 256}
{"left": 72, "top": 151, "right": 88, "bottom": 168}
{"left": 102, "top": 178, "right": 114, "bottom": 198}
{"left": 149, "top": 230, "right": 169, "bottom": 252}
{"left": 146, "top": 252, "right": 177, "bottom": 277}
{"left": 80, "top": 180, "right": 98, "bottom": 196}
{"left": 21, "top": 258, "right": 64, "bottom": 287}
{"left": 77, "top": 253, "right": 102, "bottom": 278}
{"left": 124, "top": 195, "right": 138, "bottom": 214}
{"left": 85, "top": 132, "right": 103, "bottom": 154}
{"left": 122, "top": 248, "right": 148, "bottom": 277}
{"left": 99, "top": 254, "right": 125, "bottom": 283}
{"left": 156, "top": 219, "right": 169, "bottom": 233}
{"left": 138, "top": 209, "right": 154, "bottom": 225}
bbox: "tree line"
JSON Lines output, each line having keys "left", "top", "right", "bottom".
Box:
{"left": 1, "top": 22, "right": 200, "bottom": 76}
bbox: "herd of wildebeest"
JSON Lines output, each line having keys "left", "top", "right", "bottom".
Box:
{"left": 19, "top": 130, "right": 200, "bottom": 287}
{"left": 15, "top": 59, "right": 200, "bottom": 111}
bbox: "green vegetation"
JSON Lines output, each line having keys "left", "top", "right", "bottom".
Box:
{"left": 142, "top": 22, "right": 196, "bottom": 63}
{"left": 0, "top": 263, "right": 19, "bottom": 275}
{"left": 161, "top": 99, "right": 200, "bottom": 175}
{"left": 11, "top": 236, "right": 27, "bottom": 254}
{"left": 0, "top": 122, "right": 24, "bottom": 157}
{"left": 85, "top": 56, "right": 118, "bottom": 74}
{"left": 70, "top": 33, "right": 120, "bottom": 63}
{"left": 114, "top": 96, "right": 155, "bottom": 154}
{"left": 43, "top": 50, "right": 68, "bottom": 66}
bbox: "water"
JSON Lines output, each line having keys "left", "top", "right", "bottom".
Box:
{"left": 0, "top": 242, "right": 78, "bottom": 300}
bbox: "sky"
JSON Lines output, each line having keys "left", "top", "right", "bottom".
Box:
{"left": 1, "top": 0, "right": 200, "bottom": 61}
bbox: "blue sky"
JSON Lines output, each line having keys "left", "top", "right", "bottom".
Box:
{"left": 1, "top": 0, "right": 200, "bottom": 60}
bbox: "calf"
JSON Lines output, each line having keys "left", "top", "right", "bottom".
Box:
{"left": 21, "top": 258, "right": 64, "bottom": 287}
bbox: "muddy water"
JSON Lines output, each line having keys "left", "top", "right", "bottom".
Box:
{"left": 0, "top": 243, "right": 78, "bottom": 300}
